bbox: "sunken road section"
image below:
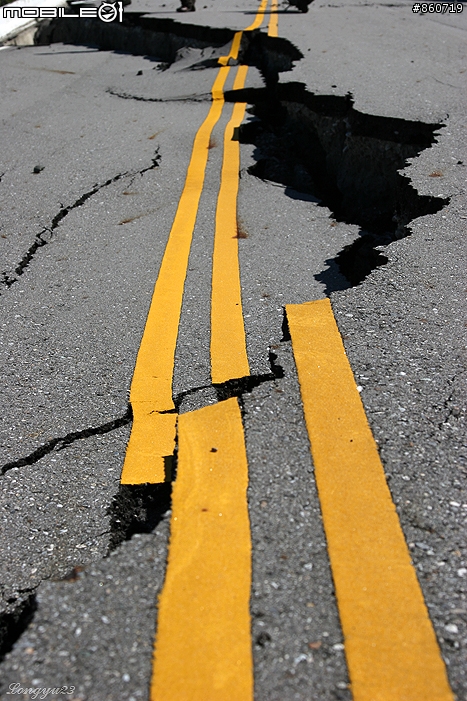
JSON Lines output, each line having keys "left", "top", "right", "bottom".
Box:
{"left": 34, "top": 15, "right": 447, "bottom": 288}
{"left": 35, "top": 14, "right": 302, "bottom": 85}
{"left": 228, "top": 84, "right": 448, "bottom": 288}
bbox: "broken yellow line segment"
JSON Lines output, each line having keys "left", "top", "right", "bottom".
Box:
{"left": 287, "top": 298, "right": 454, "bottom": 701}
{"left": 121, "top": 0, "right": 269, "bottom": 484}
{"left": 150, "top": 398, "right": 253, "bottom": 701}
{"left": 268, "top": 0, "right": 278, "bottom": 37}
{"left": 211, "top": 0, "right": 274, "bottom": 382}
{"left": 211, "top": 65, "right": 251, "bottom": 384}
{"left": 120, "top": 68, "right": 231, "bottom": 484}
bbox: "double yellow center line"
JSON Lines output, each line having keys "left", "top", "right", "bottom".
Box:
{"left": 139, "top": 0, "right": 274, "bottom": 701}
{"left": 119, "top": 2, "right": 454, "bottom": 699}
{"left": 121, "top": 0, "right": 271, "bottom": 485}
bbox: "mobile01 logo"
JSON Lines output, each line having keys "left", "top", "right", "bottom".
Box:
{"left": 3, "top": 2, "right": 124, "bottom": 22}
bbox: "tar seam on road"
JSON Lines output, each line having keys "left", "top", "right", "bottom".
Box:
{"left": 150, "top": 398, "right": 252, "bottom": 700}
{"left": 286, "top": 298, "right": 454, "bottom": 701}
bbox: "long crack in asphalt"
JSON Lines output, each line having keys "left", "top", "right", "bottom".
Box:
{"left": 227, "top": 84, "right": 449, "bottom": 288}
{"left": 0, "top": 12, "right": 461, "bottom": 699}
{"left": 0, "top": 407, "right": 133, "bottom": 476}
{"left": 0, "top": 150, "right": 160, "bottom": 293}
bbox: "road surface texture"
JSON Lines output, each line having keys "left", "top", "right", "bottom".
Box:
{"left": 0, "top": 0, "right": 465, "bottom": 699}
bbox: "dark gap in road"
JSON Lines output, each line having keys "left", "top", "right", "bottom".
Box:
{"left": 240, "top": 30, "right": 303, "bottom": 88}
{"left": 0, "top": 152, "right": 160, "bottom": 294}
{"left": 173, "top": 351, "right": 284, "bottom": 410}
{"left": 0, "top": 351, "right": 284, "bottom": 476}
{"left": 107, "top": 87, "right": 212, "bottom": 103}
{"left": 224, "top": 83, "right": 448, "bottom": 288}
{"left": 35, "top": 14, "right": 235, "bottom": 58}
{"left": 35, "top": 16, "right": 301, "bottom": 85}
{"left": 281, "top": 308, "right": 291, "bottom": 341}
{"left": 107, "top": 482, "right": 172, "bottom": 553}
{"left": 214, "top": 351, "right": 284, "bottom": 402}
{"left": 0, "top": 593, "right": 37, "bottom": 663}
{"left": 173, "top": 383, "right": 214, "bottom": 410}
{"left": 0, "top": 406, "right": 132, "bottom": 475}
{"left": 0, "top": 486, "right": 170, "bottom": 664}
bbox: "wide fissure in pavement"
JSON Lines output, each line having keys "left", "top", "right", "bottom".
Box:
{"left": 213, "top": 350, "right": 284, "bottom": 402}
{"left": 109, "top": 351, "right": 284, "bottom": 543}
{"left": 32, "top": 12, "right": 448, "bottom": 290}
{"left": 0, "top": 468, "right": 169, "bottom": 662}
{"left": 227, "top": 83, "right": 448, "bottom": 288}
{"left": 108, "top": 347, "right": 283, "bottom": 547}
{"left": 0, "top": 593, "right": 37, "bottom": 663}
{"left": 35, "top": 16, "right": 302, "bottom": 85}
{"left": 0, "top": 482, "right": 169, "bottom": 674}
{"left": 171, "top": 350, "right": 284, "bottom": 410}
{"left": 108, "top": 483, "right": 172, "bottom": 552}
{"left": 34, "top": 14, "right": 235, "bottom": 58}
{"left": 0, "top": 466, "right": 170, "bottom": 664}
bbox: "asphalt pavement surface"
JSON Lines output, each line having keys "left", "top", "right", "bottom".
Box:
{"left": 0, "top": 0, "right": 466, "bottom": 699}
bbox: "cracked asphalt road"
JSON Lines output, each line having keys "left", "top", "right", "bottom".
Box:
{"left": 0, "top": 0, "right": 466, "bottom": 699}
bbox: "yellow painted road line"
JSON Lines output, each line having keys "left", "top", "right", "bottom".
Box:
{"left": 268, "top": 0, "right": 279, "bottom": 37}
{"left": 122, "top": 0, "right": 270, "bottom": 483}
{"left": 217, "top": 30, "right": 243, "bottom": 67}
{"left": 150, "top": 6, "right": 265, "bottom": 699}
{"left": 211, "top": 65, "right": 251, "bottom": 384}
{"left": 286, "top": 298, "right": 454, "bottom": 701}
{"left": 218, "top": 0, "right": 269, "bottom": 67}
{"left": 121, "top": 67, "right": 230, "bottom": 484}
{"left": 150, "top": 398, "right": 253, "bottom": 701}
{"left": 211, "top": 0, "right": 274, "bottom": 383}
{"left": 245, "top": 0, "right": 269, "bottom": 30}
